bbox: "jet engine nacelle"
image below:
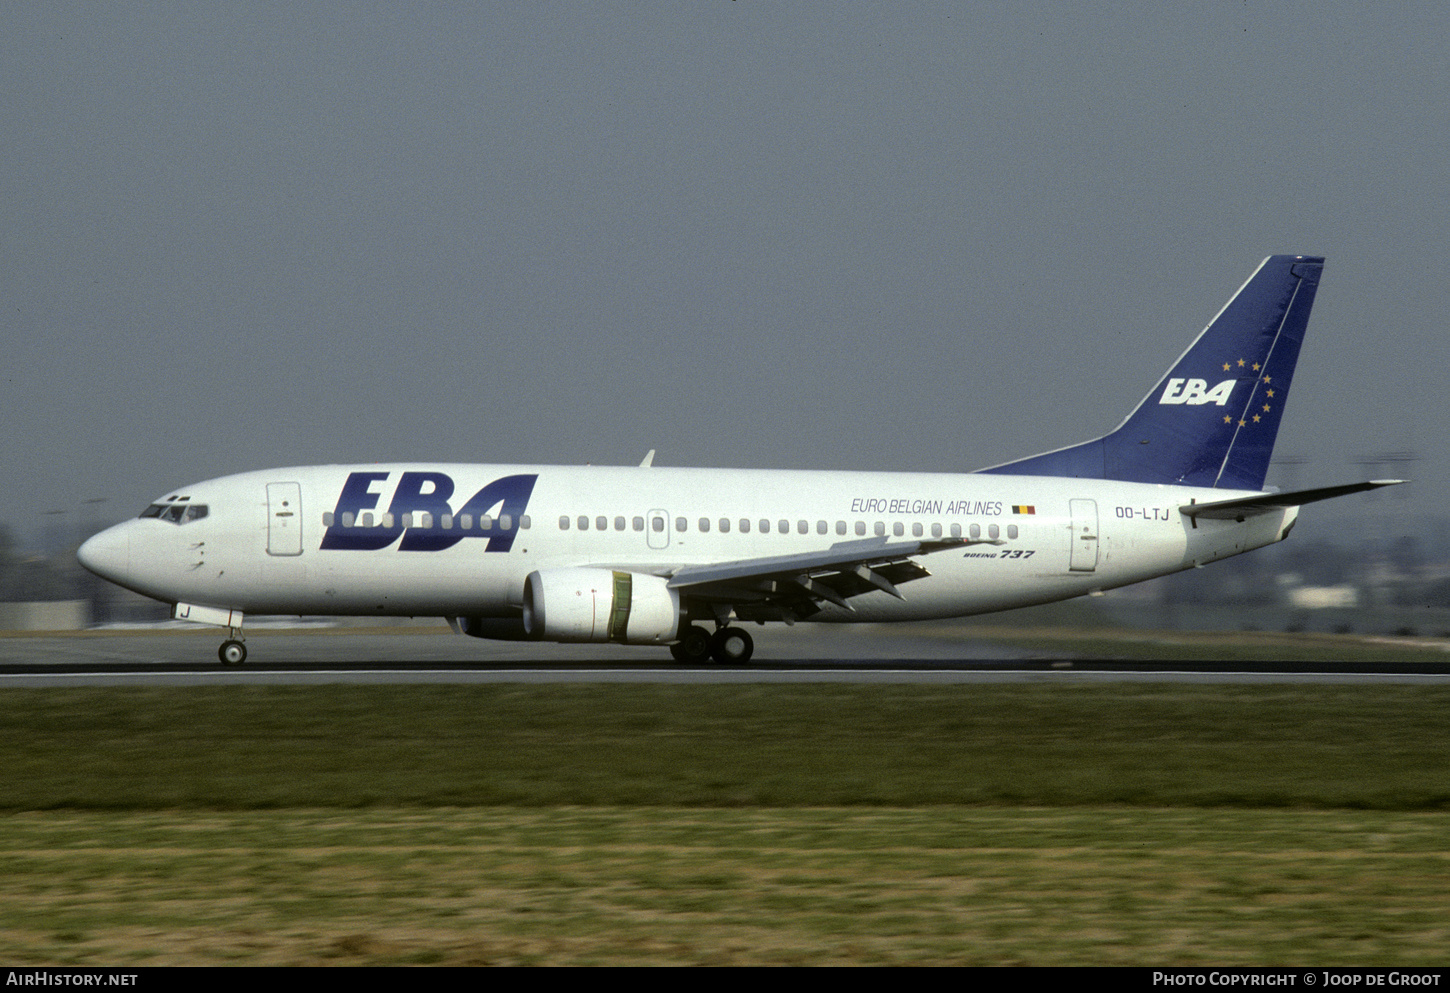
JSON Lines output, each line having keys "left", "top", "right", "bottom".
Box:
{"left": 522, "top": 567, "right": 680, "bottom": 644}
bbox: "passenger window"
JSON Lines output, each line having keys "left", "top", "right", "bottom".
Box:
{"left": 855, "top": 521, "right": 866, "bottom": 536}
{"left": 595, "top": 516, "right": 607, "bottom": 532}
{"left": 382, "top": 513, "right": 395, "bottom": 528}
{"left": 931, "top": 523, "right": 942, "bottom": 538}
{"left": 323, "top": 512, "right": 334, "bottom": 527}
{"left": 1007, "top": 525, "right": 1018, "bottom": 539}
{"left": 361, "top": 512, "right": 374, "bottom": 528}
{"left": 816, "top": 521, "right": 827, "bottom": 535}
{"left": 874, "top": 522, "right": 885, "bottom": 537}
{"left": 797, "top": 521, "right": 808, "bottom": 535}
{"left": 633, "top": 516, "right": 644, "bottom": 532}
{"left": 719, "top": 518, "right": 730, "bottom": 533}
{"left": 675, "top": 517, "right": 686, "bottom": 532}
{"left": 699, "top": 518, "right": 710, "bottom": 533}
{"left": 560, "top": 516, "right": 570, "bottom": 530}
{"left": 836, "top": 521, "right": 847, "bottom": 536}
{"left": 760, "top": 519, "right": 770, "bottom": 534}
{"left": 740, "top": 519, "right": 750, "bottom": 534}
{"left": 460, "top": 514, "right": 473, "bottom": 530}
{"left": 520, "top": 516, "right": 530, "bottom": 529}
{"left": 893, "top": 522, "right": 904, "bottom": 537}
{"left": 441, "top": 514, "right": 453, "bottom": 530}
{"left": 970, "top": 524, "right": 981, "bottom": 539}
{"left": 950, "top": 523, "right": 961, "bottom": 538}
{"left": 578, "top": 515, "right": 589, "bottom": 531}
{"left": 480, "top": 516, "right": 494, "bottom": 531}
{"left": 614, "top": 516, "right": 626, "bottom": 531}
{"left": 499, "top": 515, "right": 512, "bottom": 530}
{"left": 655, "top": 517, "right": 666, "bottom": 533}
{"left": 912, "top": 523, "right": 923, "bottom": 537}
{"left": 778, "top": 520, "right": 789, "bottom": 534}
{"left": 342, "top": 512, "right": 355, "bottom": 528}
{"left": 988, "top": 524, "right": 1000, "bottom": 540}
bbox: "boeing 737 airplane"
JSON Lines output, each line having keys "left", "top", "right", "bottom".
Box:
{"left": 78, "top": 255, "right": 1399, "bottom": 665}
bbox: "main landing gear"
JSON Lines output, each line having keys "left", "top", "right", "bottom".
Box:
{"left": 670, "top": 624, "right": 754, "bottom": 665}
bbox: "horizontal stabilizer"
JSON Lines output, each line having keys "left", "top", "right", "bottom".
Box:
{"left": 1180, "top": 480, "right": 1404, "bottom": 521}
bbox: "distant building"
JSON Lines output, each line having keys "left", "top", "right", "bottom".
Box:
{"left": 0, "top": 601, "right": 88, "bottom": 631}
{"left": 1286, "top": 585, "right": 1360, "bottom": 610}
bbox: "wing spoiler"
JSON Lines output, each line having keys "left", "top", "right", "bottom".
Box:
{"left": 667, "top": 536, "right": 981, "bottom": 593}
{"left": 663, "top": 535, "right": 991, "bottom": 621}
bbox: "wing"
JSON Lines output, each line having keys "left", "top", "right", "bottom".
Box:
{"left": 665, "top": 536, "right": 997, "bottom": 623}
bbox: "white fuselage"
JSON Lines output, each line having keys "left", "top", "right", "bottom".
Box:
{"left": 78, "top": 463, "right": 1295, "bottom": 623}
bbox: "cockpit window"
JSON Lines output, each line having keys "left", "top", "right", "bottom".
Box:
{"left": 140, "top": 503, "right": 209, "bottom": 524}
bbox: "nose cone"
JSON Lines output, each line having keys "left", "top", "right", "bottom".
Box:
{"left": 77, "top": 524, "right": 130, "bottom": 585}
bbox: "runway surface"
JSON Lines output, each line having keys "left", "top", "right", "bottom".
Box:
{"left": 2, "top": 625, "right": 1447, "bottom": 686}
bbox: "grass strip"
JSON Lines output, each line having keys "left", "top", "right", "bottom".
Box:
{"left": 3, "top": 684, "right": 1447, "bottom": 810}
{"left": 2, "top": 806, "right": 1446, "bottom": 966}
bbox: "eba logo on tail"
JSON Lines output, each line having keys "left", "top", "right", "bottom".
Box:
{"left": 1159, "top": 378, "right": 1234, "bottom": 406}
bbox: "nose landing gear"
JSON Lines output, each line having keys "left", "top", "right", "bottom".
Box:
{"left": 218, "top": 627, "right": 247, "bottom": 666}
{"left": 172, "top": 604, "right": 248, "bottom": 666}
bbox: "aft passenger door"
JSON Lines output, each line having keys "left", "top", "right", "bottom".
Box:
{"left": 267, "top": 482, "right": 303, "bottom": 556}
{"left": 1069, "top": 498, "right": 1098, "bottom": 572}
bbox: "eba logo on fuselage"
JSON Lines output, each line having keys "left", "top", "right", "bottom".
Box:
{"left": 320, "top": 471, "right": 537, "bottom": 552}
{"left": 1158, "top": 378, "right": 1234, "bottom": 406}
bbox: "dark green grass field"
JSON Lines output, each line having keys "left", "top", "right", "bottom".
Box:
{"left": 4, "top": 683, "right": 1449, "bottom": 809}
{"left": 2, "top": 680, "right": 1448, "bottom": 964}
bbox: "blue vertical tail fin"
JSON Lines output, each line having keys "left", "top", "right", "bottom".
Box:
{"left": 978, "top": 255, "right": 1324, "bottom": 490}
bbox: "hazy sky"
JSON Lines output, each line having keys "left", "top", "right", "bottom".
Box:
{"left": 4, "top": 3, "right": 1445, "bottom": 547}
